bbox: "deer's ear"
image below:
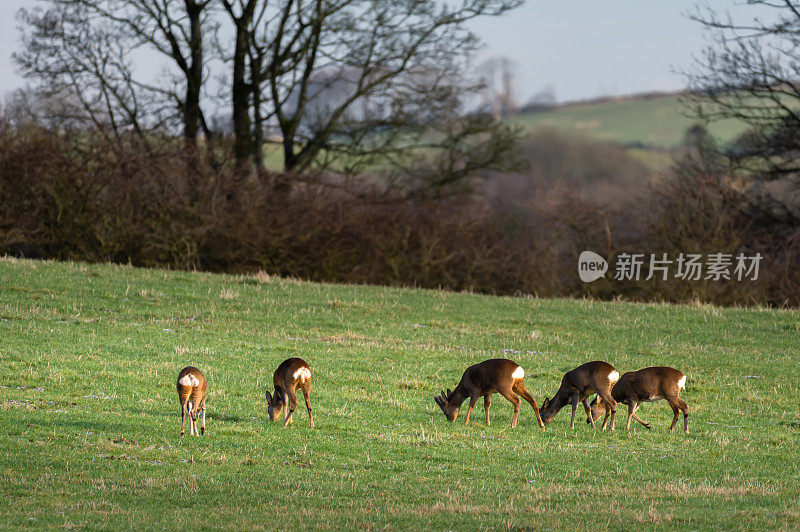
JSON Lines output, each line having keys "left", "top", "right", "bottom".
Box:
{"left": 446, "top": 388, "right": 452, "bottom": 398}
{"left": 265, "top": 390, "right": 272, "bottom": 403}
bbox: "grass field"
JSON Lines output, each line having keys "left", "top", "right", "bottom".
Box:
{"left": 1, "top": 257, "right": 799, "bottom": 529}
{"left": 513, "top": 94, "right": 749, "bottom": 149}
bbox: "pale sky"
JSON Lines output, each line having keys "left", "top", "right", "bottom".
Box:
{"left": 0, "top": 0, "right": 773, "bottom": 103}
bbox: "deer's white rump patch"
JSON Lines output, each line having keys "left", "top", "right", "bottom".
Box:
{"left": 678, "top": 375, "right": 687, "bottom": 390}
{"left": 178, "top": 374, "right": 200, "bottom": 387}
{"left": 294, "top": 367, "right": 311, "bottom": 383}
{"left": 608, "top": 370, "right": 620, "bottom": 384}
{"left": 512, "top": 366, "right": 524, "bottom": 380}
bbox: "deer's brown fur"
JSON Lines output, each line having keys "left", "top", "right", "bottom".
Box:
{"left": 589, "top": 366, "right": 689, "bottom": 433}
{"left": 266, "top": 357, "right": 314, "bottom": 428}
{"left": 434, "top": 358, "right": 544, "bottom": 429}
{"left": 177, "top": 366, "right": 207, "bottom": 437}
{"left": 540, "top": 361, "right": 619, "bottom": 429}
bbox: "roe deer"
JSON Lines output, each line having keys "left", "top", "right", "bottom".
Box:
{"left": 176, "top": 366, "right": 207, "bottom": 437}
{"left": 434, "top": 358, "right": 545, "bottom": 429}
{"left": 266, "top": 357, "right": 314, "bottom": 428}
{"left": 540, "top": 361, "right": 619, "bottom": 429}
{"left": 589, "top": 366, "right": 689, "bottom": 433}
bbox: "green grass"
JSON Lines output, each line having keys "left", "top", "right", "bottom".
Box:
{"left": 513, "top": 94, "right": 749, "bottom": 149}
{"left": 1, "top": 257, "right": 798, "bottom": 529}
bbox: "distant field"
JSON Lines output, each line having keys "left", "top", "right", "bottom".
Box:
{"left": 1, "top": 258, "right": 799, "bottom": 529}
{"left": 513, "top": 94, "right": 749, "bottom": 149}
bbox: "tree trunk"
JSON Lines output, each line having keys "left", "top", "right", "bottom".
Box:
{"left": 183, "top": 0, "right": 204, "bottom": 147}
{"left": 231, "top": 20, "right": 252, "bottom": 170}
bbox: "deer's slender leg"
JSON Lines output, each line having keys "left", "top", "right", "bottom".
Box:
{"left": 180, "top": 401, "right": 187, "bottom": 438}
{"left": 582, "top": 397, "right": 596, "bottom": 429}
{"left": 512, "top": 381, "right": 544, "bottom": 429}
{"left": 667, "top": 401, "right": 680, "bottom": 432}
{"left": 631, "top": 413, "right": 651, "bottom": 429}
{"left": 569, "top": 392, "right": 580, "bottom": 429}
{"left": 302, "top": 382, "right": 313, "bottom": 428}
{"left": 484, "top": 394, "right": 492, "bottom": 426}
{"left": 200, "top": 398, "right": 206, "bottom": 436}
{"left": 597, "top": 390, "right": 617, "bottom": 431}
{"left": 464, "top": 395, "right": 479, "bottom": 425}
{"left": 626, "top": 401, "right": 640, "bottom": 430}
{"left": 283, "top": 392, "right": 297, "bottom": 427}
{"left": 497, "top": 388, "right": 521, "bottom": 428}
{"left": 677, "top": 397, "right": 689, "bottom": 434}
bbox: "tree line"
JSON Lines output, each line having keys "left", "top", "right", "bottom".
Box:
{"left": 13, "top": 0, "right": 526, "bottom": 190}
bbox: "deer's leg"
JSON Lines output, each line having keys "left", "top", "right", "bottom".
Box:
{"left": 664, "top": 400, "right": 679, "bottom": 432}
{"left": 283, "top": 391, "right": 298, "bottom": 427}
{"left": 200, "top": 397, "right": 206, "bottom": 436}
{"left": 631, "top": 413, "right": 651, "bottom": 429}
{"left": 180, "top": 400, "right": 187, "bottom": 438}
{"left": 464, "top": 395, "right": 479, "bottom": 425}
{"left": 484, "top": 394, "right": 492, "bottom": 426}
{"left": 597, "top": 390, "right": 617, "bottom": 431}
{"left": 582, "top": 397, "right": 596, "bottom": 429}
{"left": 669, "top": 397, "right": 689, "bottom": 433}
{"left": 192, "top": 401, "right": 200, "bottom": 436}
{"left": 186, "top": 401, "right": 194, "bottom": 436}
{"left": 569, "top": 392, "right": 580, "bottom": 430}
{"left": 498, "top": 388, "right": 521, "bottom": 428}
{"left": 626, "top": 401, "right": 640, "bottom": 430}
{"left": 512, "top": 380, "right": 544, "bottom": 430}
{"left": 678, "top": 397, "right": 689, "bottom": 434}
{"left": 302, "top": 382, "right": 314, "bottom": 428}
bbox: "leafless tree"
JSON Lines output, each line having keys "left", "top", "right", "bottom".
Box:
{"left": 15, "top": 0, "right": 215, "bottom": 148}
{"left": 215, "top": 0, "right": 524, "bottom": 188}
{"left": 477, "top": 56, "right": 518, "bottom": 119}
{"left": 686, "top": 1, "right": 800, "bottom": 177}
{"left": 16, "top": 0, "right": 524, "bottom": 191}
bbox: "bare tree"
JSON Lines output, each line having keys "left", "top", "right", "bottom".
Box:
{"left": 216, "top": 0, "right": 524, "bottom": 188}
{"left": 685, "top": 1, "right": 800, "bottom": 177}
{"left": 16, "top": 0, "right": 524, "bottom": 191}
{"left": 477, "top": 56, "right": 518, "bottom": 119}
{"left": 15, "top": 0, "right": 215, "bottom": 147}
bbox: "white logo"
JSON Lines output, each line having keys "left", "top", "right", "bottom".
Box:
{"left": 578, "top": 251, "right": 608, "bottom": 282}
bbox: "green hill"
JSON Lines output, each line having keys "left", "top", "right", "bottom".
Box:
{"left": 512, "top": 94, "right": 749, "bottom": 149}
{"left": 1, "top": 257, "right": 798, "bottom": 529}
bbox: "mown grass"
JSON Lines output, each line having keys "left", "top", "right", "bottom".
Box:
{"left": 513, "top": 95, "right": 748, "bottom": 149}
{"left": 0, "top": 257, "right": 798, "bottom": 530}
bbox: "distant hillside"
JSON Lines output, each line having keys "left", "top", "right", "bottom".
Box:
{"left": 511, "top": 92, "right": 748, "bottom": 149}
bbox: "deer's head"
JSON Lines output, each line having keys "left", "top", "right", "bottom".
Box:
{"left": 434, "top": 389, "right": 459, "bottom": 422}
{"left": 265, "top": 389, "right": 287, "bottom": 421}
{"left": 539, "top": 396, "right": 558, "bottom": 424}
{"left": 588, "top": 396, "right": 608, "bottom": 424}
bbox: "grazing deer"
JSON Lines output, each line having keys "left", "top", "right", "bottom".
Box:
{"left": 266, "top": 357, "right": 314, "bottom": 428}
{"left": 540, "top": 361, "right": 619, "bottom": 429}
{"left": 589, "top": 366, "right": 689, "bottom": 433}
{"left": 176, "top": 366, "right": 207, "bottom": 437}
{"left": 434, "top": 358, "right": 545, "bottom": 429}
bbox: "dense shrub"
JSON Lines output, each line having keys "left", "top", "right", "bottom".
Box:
{"left": 1, "top": 118, "right": 797, "bottom": 306}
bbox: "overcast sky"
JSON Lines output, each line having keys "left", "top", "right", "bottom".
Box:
{"left": 0, "top": 0, "right": 773, "bottom": 103}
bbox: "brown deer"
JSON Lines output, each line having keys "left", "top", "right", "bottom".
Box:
{"left": 266, "top": 357, "right": 314, "bottom": 428}
{"left": 539, "top": 361, "right": 619, "bottom": 429}
{"left": 588, "top": 366, "right": 689, "bottom": 433}
{"left": 176, "top": 366, "right": 207, "bottom": 437}
{"left": 434, "top": 358, "right": 545, "bottom": 429}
